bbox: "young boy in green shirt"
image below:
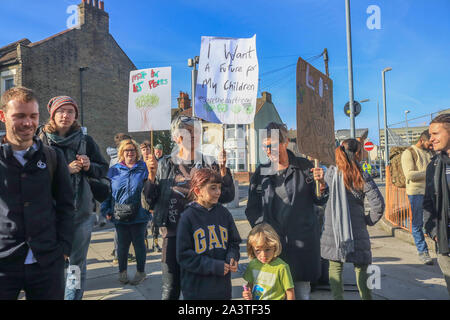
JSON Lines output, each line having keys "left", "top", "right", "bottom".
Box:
{"left": 243, "top": 223, "right": 295, "bottom": 300}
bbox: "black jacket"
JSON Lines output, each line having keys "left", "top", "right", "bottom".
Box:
{"left": 176, "top": 202, "right": 241, "bottom": 300}
{"left": 143, "top": 152, "right": 235, "bottom": 229}
{"left": 245, "top": 150, "right": 329, "bottom": 282}
{"left": 37, "top": 126, "right": 109, "bottom": 224}
{"left": 423, "top": 152, "right": 449, "bottom": 255}
{"left": 0, "top": 136, "right": 75, "bottom": 267}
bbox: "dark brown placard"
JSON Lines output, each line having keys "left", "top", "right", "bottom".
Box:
{"left": 296, "top": 57, "right": 335, "bottom": 166}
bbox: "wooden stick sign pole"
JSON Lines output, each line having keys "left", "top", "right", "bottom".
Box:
{"left": 314, "top": 159, "right": 320, "bottom": 197}
{"left": 150, "top": 130, "right": 154, "bottom": 152}
{"left": 222, "top": 124, "right": 226, "bottom": 166}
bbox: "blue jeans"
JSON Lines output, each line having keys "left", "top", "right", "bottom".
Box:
{"left": 116, "top": 223, "right": 147, "bottom": 273}
{"left": 408, "top": 195, "right": 429, "bottom": 254}
{"left": 64, "top": 214, "right": 95, "bottom": 300}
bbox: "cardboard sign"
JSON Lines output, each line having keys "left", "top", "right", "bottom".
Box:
{"left": 296, "top": 57, "right": 335, "bottom": 165}
{"left": 128, "top": 67, "right": 171, "bottom": 132}
{"left": 195, "top": 35, "right": 259, "bottom": 124}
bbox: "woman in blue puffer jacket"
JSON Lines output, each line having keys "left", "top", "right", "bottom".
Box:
{"left": 101, "top": 139, "right": 150, "bottom": 286}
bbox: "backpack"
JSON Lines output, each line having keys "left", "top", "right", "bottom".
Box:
{"left": 389, "top": 146, "right": 418, "bottom": 188}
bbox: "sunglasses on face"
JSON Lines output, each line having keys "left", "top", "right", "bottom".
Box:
{"left": 262, "top": 143, "right": 279, "bottom": 150}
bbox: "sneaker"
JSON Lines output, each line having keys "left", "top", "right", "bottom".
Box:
{"left": 130, "top": 271, "right": 146, "bottom": 285}
{"left": 112, "top": 258, "right": 118, "bottom": 265}
{"left": 419, "top": 252, "right": 433, "bottom": 265}
{"left": 128, "top": 254, "right": 136, "bottom": 262}
{"left": 119, "top": 271, "right": 129, "bottom": 284}
{"left": 155, "top": 244, "right": 162, "bottom": 253}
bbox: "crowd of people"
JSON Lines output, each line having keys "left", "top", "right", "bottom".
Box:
{"left": 0, "top": 86, "right": 448, "bottom": 300}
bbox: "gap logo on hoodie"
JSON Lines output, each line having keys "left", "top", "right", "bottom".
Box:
{"left": 193, "top": 225, "right": 228, "bottom": 254}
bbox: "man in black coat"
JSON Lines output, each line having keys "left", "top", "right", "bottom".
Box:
{"left": 245, "top": 122, "right": 328, "bottom": 300}
{"left": 0, "top": 87, "right": 74, "bottom": 300}
{"left": 423, "top": 113, "right": 450, "bottom": 296}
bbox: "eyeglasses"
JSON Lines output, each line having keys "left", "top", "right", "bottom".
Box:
{"left": 179, "top": 116, "right": 194, "bottom": 123}
{"left": 55, "top": 109, "right": 76, "bottom": 116}
{"left": 262, "top": 143, "right": 279, "bottom": 150}
{"left": 124, "top": 149, "right": 136, "bottom": 153}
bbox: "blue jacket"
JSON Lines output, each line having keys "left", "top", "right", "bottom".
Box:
{"left": 101, "top": 161, "right": 151, "bottom": 225}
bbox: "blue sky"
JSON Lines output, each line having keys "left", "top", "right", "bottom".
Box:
{"left": 1, "top": 0, "right": 449, "bottom": 144}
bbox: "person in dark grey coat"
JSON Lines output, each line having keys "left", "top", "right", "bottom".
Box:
{"left": 245, "top": 122, "right": 329, "bottom": 300}
{"left": 320, "top": 139, "right": 385, "bottom": 300}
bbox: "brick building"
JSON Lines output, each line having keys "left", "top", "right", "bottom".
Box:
{"left": 0, "top": 0, "right": 145, "bottom": 157}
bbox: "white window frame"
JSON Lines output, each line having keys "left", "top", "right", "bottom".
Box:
{"left": 1, "top": 69, "right": 16, "bottom": 94}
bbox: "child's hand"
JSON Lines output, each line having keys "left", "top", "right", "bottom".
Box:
{"left": 229, "top": 258, "right": 238, "bottom": 272}
{"left": 242, "top": 285, "right": 252, "bottom": 300}
{"left": 224, "top": 263, "right": 230, "bottom": 275}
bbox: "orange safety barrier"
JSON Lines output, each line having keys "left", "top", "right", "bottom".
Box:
{"left": 384, "top": 165, "right": 412, "bottom": 232}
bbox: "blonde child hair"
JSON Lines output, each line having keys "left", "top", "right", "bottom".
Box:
{"left": 246, "top": 223, "right": 282, "bottom": 260}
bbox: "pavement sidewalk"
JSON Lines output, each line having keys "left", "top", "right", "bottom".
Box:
{"left": 84, "top": 181, "right": 449, "bottom": 300}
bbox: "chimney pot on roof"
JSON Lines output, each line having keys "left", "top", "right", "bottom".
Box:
{"left": 99, "top": 1, "right": 104, "bottom": 10}
{"left": 177, "top": 92, "right": 191, "bottom": 110}
{"left": 94, "top": 0, "right": 99, "bottom": 8}
{"left": 262, "top": 91, "right": 272, "bottom": 103}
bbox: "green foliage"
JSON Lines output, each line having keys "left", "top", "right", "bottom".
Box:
{"left": 154, "top": 130, "right": 174, "bottom": 155}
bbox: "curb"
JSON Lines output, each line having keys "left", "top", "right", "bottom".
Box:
{"left": 378, "top": 217, "right": 436, "bottom": 253}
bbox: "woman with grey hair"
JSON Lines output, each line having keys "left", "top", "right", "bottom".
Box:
{"left": 142, "top": 115, "right": 236, "bottom": 300}
{"left": 245, "top": 121, "right": 329, "bottom": 300}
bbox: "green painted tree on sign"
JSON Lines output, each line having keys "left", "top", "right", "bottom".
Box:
{"left": 135, "top": 94, "right": 160, "bottom": 130}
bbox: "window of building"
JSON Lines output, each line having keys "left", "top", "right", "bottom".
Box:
{"left": 4, "top": 78, "right": 14, "bottom": 91}
{"left": 1, "top": 69, "right": 16, "bottom": 94}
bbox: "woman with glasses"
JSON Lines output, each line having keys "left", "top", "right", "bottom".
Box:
{"left": 37, "top": 96, "right": 109, "bottom": 300}
{"left": 245, "top": 122, "right": 329, "bottom": 300}
{"left": 143, "top": 115, "right": 236, "bottom": 300}
{"left": 101, "top": 139, "right": 151, "bottom": 285}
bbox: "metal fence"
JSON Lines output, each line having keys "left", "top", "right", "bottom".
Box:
{"left": 384, "top": 165, "right": 412, "bottom": 232}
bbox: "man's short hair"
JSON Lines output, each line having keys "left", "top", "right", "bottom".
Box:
{"left": 1, "top": 86, "right": 38, "bottom": 112}
{"left": 170, "top": 115, "right": 201, "bottom": 141}
{"left": 264, "top": 122, "right": 289, "bottom": 143}
{"left": 430, "top": 113, "right": 450, "bottom": 129}
{"left": 419, "top": 129, "right": 430, "bottom": 142}
{"left": 114, "top": 132, "right": 132, "bottom": 147}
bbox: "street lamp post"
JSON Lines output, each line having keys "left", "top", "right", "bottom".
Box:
{"left": 405, "top": 110, "right": 410, "bottom": 145}
{"left": 79, "top": 66, "right": 89, "bottom": 128}
{"left": 377, "top": 101, "right": 384, "bottom": 181}
{"left": 345, "top": 0, "right": 356, "bottom": 138}
{"left": 382, "top": 67, "right": 392, "bottom": 166}
{"left": 187, "top": 56, "right": 199, "bottom": 117}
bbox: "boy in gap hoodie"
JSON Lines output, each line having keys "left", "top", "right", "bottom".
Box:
{"left": 176, "top": 168, "right": 241, "bottom": 300}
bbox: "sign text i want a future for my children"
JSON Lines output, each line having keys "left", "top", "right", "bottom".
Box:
{"left": 195, "top": 35, "right": 259, "bottom": 124}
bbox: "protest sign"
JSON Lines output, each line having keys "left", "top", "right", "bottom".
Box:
{"left": 195, "top": 35, "right": 258, "bottom": 124}
{"left": 128, "top": 67, "right": 171, "bottom": 132}
{"left": 296, "top": 57, "right": 335, "bottom": 166}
